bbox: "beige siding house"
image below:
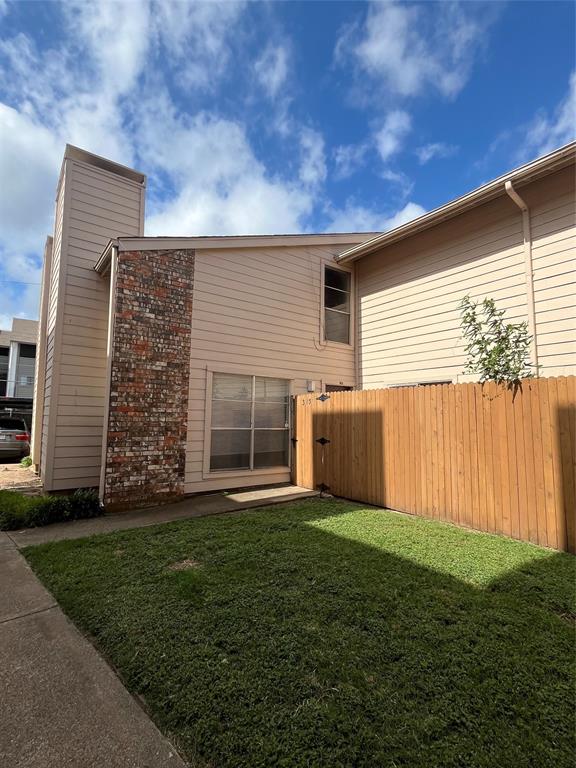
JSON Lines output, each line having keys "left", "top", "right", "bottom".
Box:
{"left": 32, "top": 142, "right": 576, "bottom": 507}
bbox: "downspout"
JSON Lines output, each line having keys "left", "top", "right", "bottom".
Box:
{"left": 505, "top": 180, "right": 539, "bottom": 371}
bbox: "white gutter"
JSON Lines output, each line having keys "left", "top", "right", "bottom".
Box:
{"left": 505, "top": 180, "right": 538, "bottom": 370}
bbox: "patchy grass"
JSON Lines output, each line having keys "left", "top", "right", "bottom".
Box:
{"left": 24, "top": 499, "right": 575, "bottom": 768}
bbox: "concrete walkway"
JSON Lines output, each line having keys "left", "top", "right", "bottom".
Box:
{"left": 0, "top": 531, "right": 187, "bottom": 767}
{"left": 9, "top": 484, "right": 317, "bottom": 548}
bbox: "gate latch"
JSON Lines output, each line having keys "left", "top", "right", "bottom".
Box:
{"left": 315, "top": 436, "right": 330, "bottom": 445}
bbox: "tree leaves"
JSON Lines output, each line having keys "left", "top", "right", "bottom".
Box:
{"left": 459, "top": 296, "right": 535, "bottom": 384}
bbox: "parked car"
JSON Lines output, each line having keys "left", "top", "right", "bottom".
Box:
{"left": 0, "top": 415, "right": 30, "bottom": 459}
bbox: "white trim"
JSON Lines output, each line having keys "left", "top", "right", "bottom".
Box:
{"left": 116, "top": 232, "right": 375, "bottom": 253}
{"left": 99, "top": 246, "right": 119, "bottom": 501}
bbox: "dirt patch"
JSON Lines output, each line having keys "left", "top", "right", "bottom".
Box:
{"left": 167, "top": 558, "right": 201, "bottom": 572}
{"left": 0, "top": 463, "right": 43, "bottom": 494}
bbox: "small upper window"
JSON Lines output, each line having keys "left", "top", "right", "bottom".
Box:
{"left": 324, "top": 267, "right": 351, "bottom": 344}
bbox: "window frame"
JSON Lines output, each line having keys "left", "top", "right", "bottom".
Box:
{"left": 203, "top": 368, "right": 293, "bottom": 478}
{"left": 321, "top": 262, "right": 354, "bottom": 347}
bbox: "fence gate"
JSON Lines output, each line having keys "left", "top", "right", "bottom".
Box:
{"left": 293, "top": 378, "right": 576, "bottom": 553}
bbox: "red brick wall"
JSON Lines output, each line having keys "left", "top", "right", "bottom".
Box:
{"left": 103, "top": 249, "right": 194, "bottom": 510}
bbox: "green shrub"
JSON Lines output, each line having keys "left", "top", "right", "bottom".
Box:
{"left": 69, "top": 488, "right": 104, "bottom": 519}
{"left": 0, "top": 488, "right": 103, "bottom": 531}
{"left": 20, "top": 456, "right": 32, "bottom": 468}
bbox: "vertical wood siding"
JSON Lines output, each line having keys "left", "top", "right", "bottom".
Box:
{"left": 184, "top": 243, "right": 359, "bottom": 493}
{"left": 42, "top": 158, "right": 145, "bottom": 490}
{"left": 294, "top": 377, "right": 576, "bottom": 552}
{"left": 356, "top": 170, "right": 575, "bottom": 388}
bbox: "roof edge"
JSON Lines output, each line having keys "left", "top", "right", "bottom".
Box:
{"left": 94, "top": 239, "right": 117, "bottom": 274}
{"left": 64, "top": 144, "right": 146, "bottom": 185}
{"left": 336, "top": 141, "right": 576, "bottom": 263}
{"left": 114, "top": 232, "right": 379, "bottom": 252}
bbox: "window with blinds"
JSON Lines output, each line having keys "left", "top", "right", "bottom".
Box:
{"left": 210, "top": 373, "right": 290, "bottom": 471}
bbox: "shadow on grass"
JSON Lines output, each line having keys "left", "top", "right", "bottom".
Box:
{"left": 24, "top": 500, "right": 576, "bottom": 768}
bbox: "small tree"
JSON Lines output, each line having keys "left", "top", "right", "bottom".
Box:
{"left": 459, "top": 295, "right": 535, "bottom": 384}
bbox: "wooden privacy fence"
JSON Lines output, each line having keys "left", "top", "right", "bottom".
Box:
{"left": 293, "top": 376, "right": 576, "bottom": 552}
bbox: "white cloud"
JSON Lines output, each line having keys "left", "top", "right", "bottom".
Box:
{"left": 325, "top": 200, "right": 426, "bottom": 233}
{"left": 374, "top": 110, "right": 411, "bottom": 162}
{"left": 520, "top": 72, "right": 576, "bottom": 159}
{"left": 337, "top": 1, "right": 494, "bottom": 99}
{"left": 254, "top": 44, "right": 289, "bottom": 98}
{"left": 64, "top": 0, "right": 151, "bottom": 96}
{"left": 0, "top": 104, "right": 61, "bottom": 252}
{"left": 416, "top": 142, "right": 458, "bottom": 165}
{"left": 137, "top": 102, "right": 313, "bottom": 236}
{"left": 333, "top": 142, "right": 369, "bottom": 179}
{"left": 380, "top": 169, "right": 413, "bottom": 199}
{"left": 484, "top": 72, "right": 576, "bottom": 170}
{"left": 299, "top": 127, "right": 326, "bottom": 187}
{"left": 153, "top": 0, "right": 246, "bottom": 89}
{"left": 381, "top": 201, "right": 426, "bottom": 230}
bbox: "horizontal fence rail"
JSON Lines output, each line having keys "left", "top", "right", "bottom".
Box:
{"left": 294, "top": 377, "right": 575, "bottom": 552}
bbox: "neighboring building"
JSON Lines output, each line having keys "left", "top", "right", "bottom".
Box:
{"left": 32, "top": 143, "right": 576, "bottom": 508}
{"left": 0, "top": 318, "right": 38, "bottom": 400}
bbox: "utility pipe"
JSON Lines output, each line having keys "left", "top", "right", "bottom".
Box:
{"left": 505, "top": 180, "right": 539, "bottom": 371}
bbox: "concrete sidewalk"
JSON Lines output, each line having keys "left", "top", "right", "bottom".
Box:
{"left": 8, "top": 484, "right": 317, "bottom": 548}
{"left": 0, "top": 531, "right": 187, "bottom": 767}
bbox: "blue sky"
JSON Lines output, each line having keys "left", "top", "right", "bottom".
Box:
{"left": 0, "top": 0, "right": 574, "bottom": 327}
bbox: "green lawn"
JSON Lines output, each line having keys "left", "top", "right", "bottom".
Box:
{"left": 24, "top": 499, "right": 575, "bottom": 768}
